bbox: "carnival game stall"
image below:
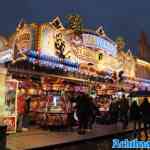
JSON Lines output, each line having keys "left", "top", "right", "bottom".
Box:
{"left": 0, "top": 72, "right": 18, "bottom": 133}
{"left": 0, "top": 17, "right": 150, "bottom": 133}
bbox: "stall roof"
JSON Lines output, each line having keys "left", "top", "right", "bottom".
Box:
{"left": 8, "top": 67, "right": 90, "bottom": 83}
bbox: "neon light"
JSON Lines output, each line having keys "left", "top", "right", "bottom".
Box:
{"left": 82, "top": 33, "right": 117, "bottom": 57}
{"left": 27, "top": 50, "right": 79, "bottom": 72}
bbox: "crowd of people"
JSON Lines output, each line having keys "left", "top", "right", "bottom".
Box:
{"left": 109, "top": 96, "right": 150, "bottom": 139}
{"left": 72, "top": 94, "right": 98, "bottom": 134}
{"left": 72, "top": 93, "right": 150, "bottom": 139}
{"left": 17, "top": 90, "right": 150, "bottom": 139}
{"left": 130, "top": 98, "right": 150, "bottom": 139}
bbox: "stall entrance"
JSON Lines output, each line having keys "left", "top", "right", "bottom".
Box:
{"left": 9, "top": 71, "right": 90, "bottom": 131}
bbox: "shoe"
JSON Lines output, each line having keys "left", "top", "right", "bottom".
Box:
{"left": 22, "top": 128, "right": 28, "bottom": 131}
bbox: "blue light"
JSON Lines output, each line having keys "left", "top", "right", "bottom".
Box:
{"left": 39, "top": 54, "right": 44, "bottom": 60}
{"left": 28, "top": 50, "right": 39, "bottom": 59}
{"left": 28, "top": 57, "right": 34, "bottom": 62}
{"left": 27, "top": 52, "right": 80, "bottom": 73}
{"left": 48, "top": 56, "right": 51, "bottom": 61}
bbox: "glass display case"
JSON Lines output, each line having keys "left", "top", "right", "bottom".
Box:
{"left": 47, "top": 95, "right": 65, "bottom": 113}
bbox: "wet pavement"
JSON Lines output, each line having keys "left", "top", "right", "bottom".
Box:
{"left": 6, "top": 122, "right": 149, "bottom": 150}
{"left": 50, "top": 132, "right": 150, "bottom": 150}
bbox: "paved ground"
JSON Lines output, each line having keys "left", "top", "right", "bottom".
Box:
{"left": 6, "top": 122, "right": 149, "bottom": 150}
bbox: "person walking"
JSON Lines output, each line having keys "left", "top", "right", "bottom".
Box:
{"left": 140, "top": 98, "right": 150, "bottom": 140}
{"left": 130, "top": 101, "right": 141, "bottom": 137}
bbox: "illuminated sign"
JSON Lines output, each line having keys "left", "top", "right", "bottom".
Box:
{"left": 82, "top": 33, "right": 117, "bottom": 57}
{"left": 39, "top": 24, "right": 56, "bottom": 56}
{"left": 15, "top": 30, "right": 33, "bottom": 51}
{"left": 39, "top": 26, "right": 115, "bottom": 67}
{"left": 0, "top": 74, "right": 6, "bottom": 117}
{"left": 54, "top": 33, "right": 66, "bottom": 58}
{"left": 0, "top": 36, "right": 8, "bottom": 52}
{"left": 39, "top": 24, "right": 77, "bottom": 61}
{"left": 74, "top": 47, "right": 100, "bottom": 64}
{"left": 2, "top": 117, "right": 16, "bottom": 133}
{"left": 0, "top": 49, "right": 13, "bottom": 63}
{"left": 13, "top": 24, "right": 34, "bottom": 62}
{"left": 27, "top": 50, "right": 79, "bottom": 72}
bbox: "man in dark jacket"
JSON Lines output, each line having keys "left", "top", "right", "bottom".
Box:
{"left": 120, "top": 95, "right": 129, "bottom": 129}
{"left": 110, "top": 101, "right": 119, "bottom": 124}
{"left": 130, "top": 101, "right": 141, "bottom": 137}
{"left": 140, "top": 98, "right": 150, "bottom": 140}
{"left": 88, "top": 97, "right": 99, "bottom": 130}
{"left": 76, "top": 94, "right": 91, "bottom": 134}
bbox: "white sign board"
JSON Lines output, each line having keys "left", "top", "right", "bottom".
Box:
{"left": 82, "top": 33, "right": 117, "bottom": 57}
{"left": 0, "top": 49, "right": 13, "bottom": 63}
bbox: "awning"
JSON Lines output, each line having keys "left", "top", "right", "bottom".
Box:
{"left": 130, "top": 91, "right": 150, "bottom": 97}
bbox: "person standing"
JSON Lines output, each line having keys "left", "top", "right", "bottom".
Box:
{"left": 109, "top": 100, "right": 119, "bottom": 124}
{"left": 64, "top": 95, "right": 74, "bottom": 129}
{"left": 88, "top": 97, "right": 99, "bottom": 130}
{"left": 130, "top": 101, "right": 141, "bottom": 137}
{"left": 17, "top": 90, "right": 25, "bottom": 131}
{"left": 120, "top": 95, "right": 129, "bottom": 129}
{"left": 76, "top": 94, "right": 91, "bottom": 134}
{"left": 22, "top": 95, "right": 31, "bottom": 131}
{"left": 140, "top": 98, "right": 150, "bottom": 140}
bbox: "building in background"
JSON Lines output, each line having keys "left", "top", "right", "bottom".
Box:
{"left": 138, "top": 32, "right": 150, "bottom": 62}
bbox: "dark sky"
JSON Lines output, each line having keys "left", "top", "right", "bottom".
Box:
{"left": 1, "top": 0, "right": 150, "bottom": 55}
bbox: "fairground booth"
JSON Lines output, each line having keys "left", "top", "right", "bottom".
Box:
{"left": 0, "top": 17, "right": 150, "bottom": 133}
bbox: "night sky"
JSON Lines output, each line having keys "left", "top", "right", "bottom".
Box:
{"left": 1, "top": 0, "right": 150, "bottom": 55}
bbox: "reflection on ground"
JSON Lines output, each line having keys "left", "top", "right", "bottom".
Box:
{"left": 52, "top": 132, "right": 150, "bottom": 150}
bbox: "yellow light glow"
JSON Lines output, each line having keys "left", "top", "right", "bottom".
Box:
{"left": 137, "top": 59, "right": 150, "bottom": 66}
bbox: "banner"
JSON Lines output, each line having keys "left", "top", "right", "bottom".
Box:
{"left": 0, "top": 73, "right": 6, "bottom": 117}
{"left": 39, "top": 24, "right": 56, "bottom": 56}
{"left": 0, "top": 49, "right": 13, "bottom": 63}
{"left": 3, "top": 80, "right": 18, "bottom": 133}
{"left": 2, "top": 117, "right": 16, "bottom": 133}
{"left": 13, "top": 24, "right": 35, "bottom": 62}
{"left": 5, "top": 80, "right": 18, "bottom": 116}
{"left": 82, "top": 33, "right": 117, "bottom": 57}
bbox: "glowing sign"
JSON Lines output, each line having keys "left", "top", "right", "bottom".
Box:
{"left": 74, "top": 47, "right": 100, "bottom": 64}
{"left": 0, "top": 49, "right": 13, "bottom": 63}
{"left": 15, "top": 29, "right": 33, "bottom": 51}
{"left": 39, "top": 24, "right": 56, "bottom": 56}
{"left": 0, "top": 74, "right": 6, "bottom": 116}
{"left": 82, "top": 33, "right": 117, "bottom": 57}
{"left": 13, "top": 24, "right": 34, "bottom": 62}
{"left": 27, "top": 50, "right": 79, "bottom": 72}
